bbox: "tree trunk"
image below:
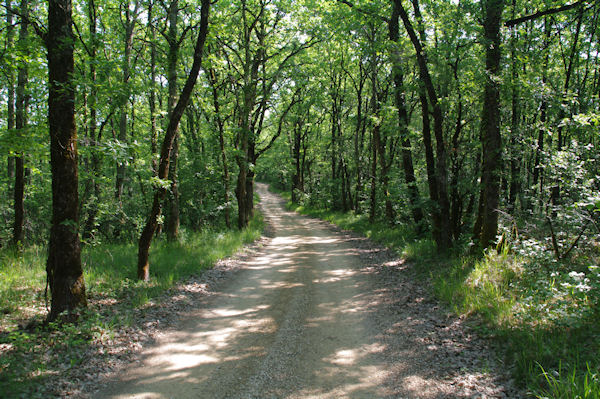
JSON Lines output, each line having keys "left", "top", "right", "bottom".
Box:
{"left": 13, "top": 0, "right": 28, "bottom": 246}
{"left": 353, "top": 70, "right": 365, "bottom": 212}
{"left": 137, "top": 0, "right": 211, "bottom": 280}
{"left": 166, "top": 0, "right": 180, "bottom": 241}
{"left": 246, "top": 137, "right": 256, "bottom": 219}
{"left": 292, "top": 122, "right": 301, "bottom": 203}
{"left": 46, "top": 0, "right": 87, "bottom": 321}
{"left": 6, "top": 0, "right": 15, "bottom": 199}
{"left": 389, "top": 0, "right": 423, "bottom": 227}
{"left": 532, "top": 19, "right": 551, "bottom": 204}
{"left": 508, "top": 1, "right": 521, "bottom": 212}
{"left": 148, "top": 0, "right": 158, "bottom": 175}
{"left": 412, "top": 0, "right": 439, "bottom": 238}
{"left": 207, "top": 67, "right": 231, "bottom": 228}
{"left": 477, "top": 0, "right": 504, "bottom": 248}
{"left": 236, "top": 77, "right": 256, "bottom": 229}
{"left": 369, "top": 124, "right": 378, "bottom": 223}
{"left": 551, "top": 8, "right": 583, "bottom": 210}
{"left": 450, "top": 94, "right": 464, "bottom": 240}
{"left": 396, "top": 0, "right": 451, "bottom": 251}
{"left": 115, "top": 2, "right": 137, "bottom": 205}
{"left": 82, "top": 0, "right": 100, "bottom": 242}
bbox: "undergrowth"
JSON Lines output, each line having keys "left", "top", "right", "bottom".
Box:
{"left": 0, "top": 212, "right": 263, "bottom": 398}
{"left": 273, "top": 186, "right": 600, "bottom": 398}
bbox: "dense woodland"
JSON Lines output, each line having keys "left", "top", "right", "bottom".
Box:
{"left": 0, "top": 0, "right": 599, "bottom": 396}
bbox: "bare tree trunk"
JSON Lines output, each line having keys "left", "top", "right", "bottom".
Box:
{"left": 148, "top": 0, "right": 158, "bottom": 175}
{"left": 450, "top": 94, "right": 464, "bottom": 240}
{"left": 389, "top": 0, "right": 423, "bottom": 227}
{"left": 292, "top": 121, "right": 302, "bottom": 203}
{"left": 532, "top": 19, "right": 551, "bottom": 204}
{"left": 137, "top": 0, "right": 210, "bottom": 280}
{"left": 82, "top": 0, "right": 100, "bottom": 242}
{"left": 508, "top": 0, "right": 521, "bottom": 212}
{"left": 207, "top": 67, "right": 231, "bottom": 228}
{"left": 395, "top": 0, "right": 452, "bottom": 251}
{"left": 115, "top": 1, "right": 137, "bottom": 205}
{"left": 477, "top": 0, "right": 504, "bottom": 248}
{"left": 12, "top": 0, "right": 28, "bottom": 246}
{"left": 46, "top": 0, "right": 87, "bottom": 321}
{"left": 166, "top": 0, "right": 180, "bottom": 241}
{"left": 6, "top": 0, "right": 15, "bottom": 199}
{"left": 369, "top": 124, "right": 378, "bottom": 223}
{"left": 412, "top": 0, "right": 440, "bottom": 238}
{"left": 353, "top": 67, "right": 365, "bottom": 212}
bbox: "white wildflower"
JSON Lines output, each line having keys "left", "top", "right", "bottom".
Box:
{"left": 568, "top": 271, "right": 585, "bottom": 281}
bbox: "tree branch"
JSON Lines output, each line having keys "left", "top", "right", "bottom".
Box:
{"left": 2, "top": 5, "right": 47, "bottom": 41}
{"left": 335, "top": 0, "right": 389, "bottom": 23}
{"left": 505, "top": 0, "right": 588, "bottom": 27}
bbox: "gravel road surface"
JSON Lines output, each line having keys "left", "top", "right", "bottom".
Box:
{"left": 95, "top": 183, "right": 521, "bottom": 399}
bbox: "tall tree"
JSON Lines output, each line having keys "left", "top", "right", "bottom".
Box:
{"left": 12, "top": 0, "right": 28, "bottom": 246}
{"left": 165, "top": 0, "right": 181, "bottom": 241}
{"left": 137, "top": 0, "right": 211, "bottom": 281}
{"left": 475, "top": 0, "right": 504, "bottom": 248}
{"left": 388, "top": 0, "right": 423, "bottom": 227}
{"left": 5, "top": 0, "right": 15, "bottom": 196}
{"left": 82, "top": 0, "right": 101, "bottom": 241}
{"left": 46, "top": 0, "right": 87, "bottom": 321}
{"left": 395, "top": 0, "right": 452, "bottom": 251}
{"left": 115, "top": 0, "right": 139, "bottom": 206}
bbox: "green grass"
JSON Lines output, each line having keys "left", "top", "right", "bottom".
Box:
{"left": 272, "top": 186, "right": 600, "bottom": 398}
{"left": 0, "top": 212, "right": 264, "bottom": 398}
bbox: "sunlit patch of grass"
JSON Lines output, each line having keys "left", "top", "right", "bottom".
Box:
{"left": 0, "top": 246, "right": 47, "bottom": 330}
{"left": 535, "top": 362, "right": 600, "bottom": 399}
{"left": 439, "top": 251, "right": 521, "bottom": 325}
{"left": 0, "top": 211, "right": 264, "bottom": 397}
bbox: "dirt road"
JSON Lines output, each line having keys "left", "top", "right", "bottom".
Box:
{"left": 96, "top": 184, "right": 519, "bottom": 398}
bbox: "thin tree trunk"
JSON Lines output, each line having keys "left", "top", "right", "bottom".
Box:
{"left": 551, "top": 8, "right": 583, "bottom": 209}
{"left": 148, "top": 1, "right": 158, "bottom": 174}
{"left": 369, "top": 124, "right": 378, "bottom": 223}
{"left": 46, "top": 0, "right": 87, "bottom": 321}
{"left": 207, "top": 67, "right": 231, "bottom": 228}
{"left": 354, "top": 82, "right": 364, "bottom": 212}
{"left": 389, "top": 2, "right": 423, "bottom": 227}
{"left": 532, "top": 19, "right": 551, "bottom": 204}
{"left": 166, "top": 0, "right": 180, "bottom": 241}
{"left": 82, "top": 0, "right": 100, "bottom": 242}
{"left": 137, "top": 0, "right": 210, "bottom": 280}
{"left": 115, "top": 2, "right": 137, "bottom": 204}
{"left": 508, "top": 0, "right": 521, "bottom": 212}
{"left": 395, "top": 0, "right": 452, "bottom": 250}
{"left": 12, "top": 0, "right": 28, "bottom": 246}
{"left": 412, "top": 0, "right": 439, "bottom": 238}
{"left": 292, "top": 122, "right": 301, "bottom": 203}
{"left": 450, "top": 93, "right": 464, "bottom": 240}
{"left": 6, "top": 0, "right": 15, "bottom": 197}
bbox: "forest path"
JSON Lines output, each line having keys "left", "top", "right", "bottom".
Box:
{"left": 96, "top": 183, "right": 517, "bottom": 399}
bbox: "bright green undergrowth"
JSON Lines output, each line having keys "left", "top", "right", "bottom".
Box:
{"left": 274, "top": 186, "right": 600, "bottom": 398}
{"left": 0, "top": 213, "right": 263, "bottom": 398}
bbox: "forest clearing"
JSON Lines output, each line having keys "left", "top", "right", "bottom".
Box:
{"left": 1, "top": 0, "right": 599, "bottom": 397}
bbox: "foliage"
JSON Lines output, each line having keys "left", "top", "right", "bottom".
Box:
{"left": 0, "top": 0, "right": 599, "bottom": 395}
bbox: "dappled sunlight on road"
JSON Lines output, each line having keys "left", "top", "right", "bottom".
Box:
{"left": 96, "top": 183, "right": 487, "bottom": 399}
